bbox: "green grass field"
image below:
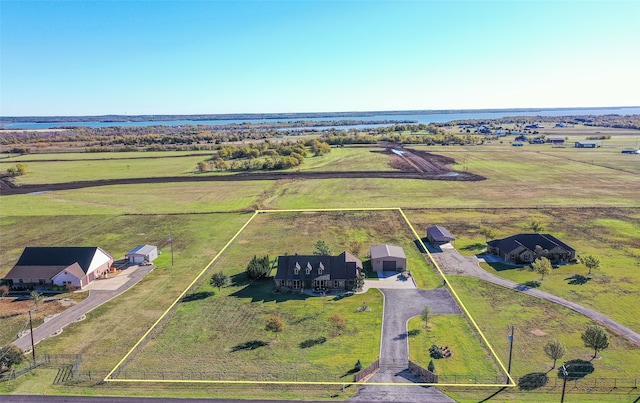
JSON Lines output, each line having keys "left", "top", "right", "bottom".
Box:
{"left": 1, "top": 140, "right": 639, "bottom": 400}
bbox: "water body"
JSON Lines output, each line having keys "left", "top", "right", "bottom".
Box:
{"left": 3, "top": 107, "right": 639, "bottom": 130}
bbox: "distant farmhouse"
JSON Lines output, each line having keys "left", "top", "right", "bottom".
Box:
{"left": 487, "top": 234, "right": 575, "bottom": 264}
{"left": 575, "top": 141, "right": 599, "bottom": 148}
{"left": 275, "top": 252, "right": 362, "bottom": 292}
{"left": 370, "top": 244, "right": 407, "bottom": 271}
{"left": 2, "top": 247, "right": 114, "bottom": 290}
{"left": 125, "top": 244, "right": 158, "bottom": 264}
{"left": 546, "top": 137, "right": 565, "bottom": 144}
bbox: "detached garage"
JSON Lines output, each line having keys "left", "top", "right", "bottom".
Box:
{"left": 370, "top": 244, "right": 407, "bottom": 272}
{"left": 126, "top": 245, "right": 158, "bottom": 264}
{"left": 427, "top": 225, "right": 455, "bottom": 244}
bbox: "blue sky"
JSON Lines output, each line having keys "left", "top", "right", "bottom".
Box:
{"left": 1, "top": 1, "right": 639, "bottom": 116}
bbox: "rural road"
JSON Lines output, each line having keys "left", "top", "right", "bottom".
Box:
{"left": 429, "top": 244, "right": 640, "bottom": 346}
{"left": 350, "top": 287, "right": 460, "bottom": 403}
{"left": 14, "top": 265, "right": 155, "bottom": 351}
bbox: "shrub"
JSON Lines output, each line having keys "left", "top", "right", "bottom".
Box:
{"left": 428, "top": 359, "right": 435, "bottom": 372}
{"left": 429, "top": 344, "right": 444, "bottom": 359}
{"left": 355, "top": 359, "right": 363, "bottom": 372}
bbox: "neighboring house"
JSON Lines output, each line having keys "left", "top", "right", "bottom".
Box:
{"left": 621, "top": 149, "right": 640, "bottom": 154}
{"left": 487, "top": 234, "right": 575, "bottom": 264}
{"left": 2, "top": 247, "right": 114, "bottom": 289}
{"left": 427, "top": 225, "right": 455, "bottom": 244}
{"left": 546, "top": 137, "right": 565, "bottom": 144}
{"left": 125, "top": 244, "right": 158, "bottom": 264}
{"left": 370, "top": 244, "right": 407, "bottom": 271}
{"left": 575, "top": 141, "right": 599, "bottom": 148}
{"left": 275, "top": 251, "right": 362, "bottom": 292}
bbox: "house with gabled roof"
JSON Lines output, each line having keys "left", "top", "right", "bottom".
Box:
{"left": 370, "top": 244, "right": 406, "bottom": 271}
{"left": 487, "top": 234, "right": 575, "bottom": 264}
{"left": 126, "top": 244, "right": 158, "bottom": 264}
{"left": 275, "top": 251, "right": 362, "bottom": 292}
{"left": 2, "top": 247, "right": 114, "bottom": 290}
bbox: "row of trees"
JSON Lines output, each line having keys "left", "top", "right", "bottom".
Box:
{"left": 544, "top": 324, "right": 610, "bottom": 369}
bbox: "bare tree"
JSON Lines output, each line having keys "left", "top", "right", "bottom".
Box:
{"left": 265, "top": 316, "right": 285, "bottom": 339}
{"left": 30, "top": 291, "right": 43, "bottom": 311}
{"left": 421, "top": 305, "right": 431, "bottom": 328}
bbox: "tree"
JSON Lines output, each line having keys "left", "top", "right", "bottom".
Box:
{"left": 313, "top": 240, "right": 332, "bottom": 256}
{"left": 530, "top": 257, "right": 552, "bottom": 280}
{"left": 421, "top": 305, "right": 431, "bottom": 328}
{"left": 349, "top": 240, "right": 363, "bottom": 256}
{"left": 265, "top": 315, "right": 284, "bottom": 338}
{"left": 210, "top": 272, "right": 228, "bottom": 290}
{"left": 582, "top": 255, "right": 601, "bottom": 275}
{"left": 30, "top": 291, "right": 43, "bottom": 311}
{"left": 528, "top": 220, "right": 544, "bottom": 233}
{"left": 0, "top": 284, "right": 9, "bottom": 297}
{"left": 311, "top": 140, "right": 331, "bottom": 156}
{"left": 355, "top": 273, "right": 365, "bottom": 291}
{"left": 479, "top": 226, "right": 497, "bottom": 242}
{"left": 246, "top": 255, "right": 271, "bottom": 279}
{"left": 0, "top": 345, "right": 24, "bottom": 372}
{"left": 6, "top": 163, "right": 27, "bottom": 177}
{"left": 427, "top": 359, "right": 435, "bottom": 373}
{"left": 329, "top": 313, "right": 345, "bottom": 335}
{"left": 196, "top": 161, "right": 208, "bottom": 172}
{"left": 581, "top": 324, "right": 609, "bottom": 359}
{"left": 544, "top": 339, "right": 565, "bottom": 369}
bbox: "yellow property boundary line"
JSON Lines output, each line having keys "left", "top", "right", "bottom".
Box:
{"left": 104, "top": 207, "right": 515, "bottom": 388}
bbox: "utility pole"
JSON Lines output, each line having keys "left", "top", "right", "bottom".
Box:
{"left": 507, "top": 325, "right": 515, "bottom": 375}
{"left": 560, "top": 364, "right": 569, "bottom": 403}
{"left": 28, "top": 310, "right": 35, "bottom": 361}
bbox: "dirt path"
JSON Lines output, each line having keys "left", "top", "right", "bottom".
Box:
{"left": 13, "top": 265, "right": 155, "bottom": 351}
{"left": 429, "top": 244, "right": 640, "bottom": 346}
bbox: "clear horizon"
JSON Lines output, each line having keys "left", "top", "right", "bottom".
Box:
{"left": 2, "top": 1, "right": 639, "bottom": 116}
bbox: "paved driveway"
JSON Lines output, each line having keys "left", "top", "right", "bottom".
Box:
{"left": 350, "top": 288, "right": 459, "bottom": 403}
{"left": 430, "top": 246, "right": 640, "bottom": 346}
{"left": 14, "top": 265, "right": 155, "bottom": 351}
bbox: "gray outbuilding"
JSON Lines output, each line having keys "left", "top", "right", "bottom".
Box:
{"left": 427, "top": 225, "right": 455, "bottom": 244}
{"left": 125, "top": 245, "right": 158, "bottom": 264}
{"left": 370, "top": 244, "right": 407, "bottom": 272}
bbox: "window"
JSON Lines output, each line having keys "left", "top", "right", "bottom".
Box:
{"left": 333, "top": 280, "right": 340, "bottom": 288}
{"left": 306, "top": 262, "right": 312, "bottom": 275}
{"left": 292, "top": 280, "right": 301, "bottom": 289}
{"left": 294, "top": 262, "right": 300, "bottom": 275}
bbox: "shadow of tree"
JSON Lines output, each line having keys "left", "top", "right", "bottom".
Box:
{"left": 558, "top": 359, "right": 595, "bottom": 380}
{"left": 518, "top": 372, "right": 549, "bottom": 390}
{"left": 515, "top": 281, "right": 541, "bottom": 291}
{"left": 181, "top": 291, "right": 214, "bottom": 302}
{"left": 460, "top": 242, "right": 486, "bottom": 251}
{"left": 230, "top": 340, "right": 269, "bottom": 352}
{"left": 566, "top": 275, "right": 591, "bottom": 285}
{"left": 393, "top": 333, "right": 408, "bottom": 341}
{"left": 407, "top": 329, "right": 421, "bottom": 337}
{"left": 299, "top": 336, "right": 327, "bottom": 349}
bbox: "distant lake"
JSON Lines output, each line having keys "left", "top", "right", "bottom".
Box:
{"left": 3, "top": 107, "right": 639, "bottom": 130}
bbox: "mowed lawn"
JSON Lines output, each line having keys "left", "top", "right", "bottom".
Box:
{"left": 119, "top": 210, "right": 441, "bottom": 380}
{"left": 406, "top": 207, "right": 640, "bottom": 332}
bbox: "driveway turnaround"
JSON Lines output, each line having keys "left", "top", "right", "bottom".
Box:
{"left": 14, "top": 265, "right": 155, "bottom": 351}
{"left": 430, "top": 244, "right": 640, "bottom": 346}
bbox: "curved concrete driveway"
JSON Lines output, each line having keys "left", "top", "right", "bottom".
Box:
{"left": 430, "top": 244, "right": 640, "bottom": 346}
{"left": 14, "top": 265, "right": 154, "bottom": 351}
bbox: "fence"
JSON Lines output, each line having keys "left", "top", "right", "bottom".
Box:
{"left": 354, "top": 359, "right": 379, "bottom": 382}
{"left": 0, "top": 354, "right": 81, "bottom": 383}
{"left": 408, "top": 360, "right": 438, "bottom": 383}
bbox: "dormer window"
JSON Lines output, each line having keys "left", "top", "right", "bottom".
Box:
{"left": 294, "top": 262, "right": 300, "bottom": 275}
{"left": 306, "top": 262, "right": 312, "bottom": 275}
{"left": 318, "top": 262, "right": 324, "bottom": 275}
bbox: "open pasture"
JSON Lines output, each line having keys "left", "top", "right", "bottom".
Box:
{"left": 113, "top": 210, "right": 444, "bottom": 382}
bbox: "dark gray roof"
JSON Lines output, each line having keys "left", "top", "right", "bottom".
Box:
{"left": 14, "top": 247, "right": 109, "bottom": 274}
{"left": 275, "top": 251, "right": 362, "bottom": 281}
{"left": 427, "top": 225, "right": 455, "bottom": 242}
{"left": 487, "top": 234, "right": 574, "bottom": 254}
